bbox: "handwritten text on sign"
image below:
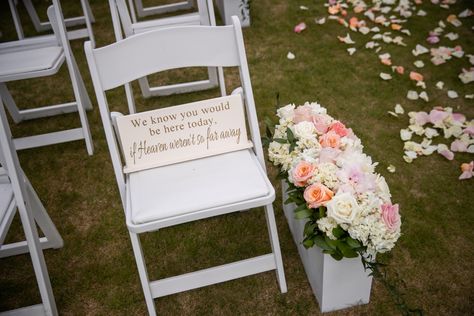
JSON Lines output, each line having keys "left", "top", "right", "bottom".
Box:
{"left": 116, "top": 94, "right": 252, "bottom": 173}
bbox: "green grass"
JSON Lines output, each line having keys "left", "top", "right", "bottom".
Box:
{"left": 1, "top": 0, "right": 473, "bottom": 315}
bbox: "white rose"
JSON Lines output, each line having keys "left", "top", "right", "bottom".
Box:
{"left": 277, "top": 104, "right": 295, "bottom": 120}
{"left": 304, "top": 101, "right": 327, "bottom": 115}
{"left": 375, "top": 175, "right": 391, "bottom": 203}
{"left": 292, "top": 121, "right": 316, "bottom": 139}
{"left": 326, "top": 192, "right": 360, "bottom": 224}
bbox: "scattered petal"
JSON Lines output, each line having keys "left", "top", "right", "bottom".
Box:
{"left": 401, "top": 129, "right": 413, "bottom": 140}
{"left": 436, "top": 81, "right": 444, "bottom": 89}
{"left": 395, "top": 104, "right": 405, "bottom": 114}
{"left": 424, "top": 127, "right": 439, "bottom": 138}
{"left": 380, "top": 72, "right": 392, "bottom": 80}
{"left": 299, "top": 5, "right": 309, "bottom": 10}
{"left": 395, "top": 66, "right": 405, "bottom": 74}
{"left": 458, "top": 9, "right": 473, "bottom": 18}
{"left": 447, "top": 14, "right": 462, "bottom": 27}
{"left": 412, "top": 44, "right": 429, "bottom": 56}
{"left": 315, "top": 17, "right": 326, "bottom": 25}
{"left": 465, "top": 94, "right": 474, "bottom": 99}
{"left": 414, "top": 60, "right": 425, "bottom": 68}
{"left": 451, "top": 139, "right": 468, "bottom": 152}
{"left": 387, "top": 164, "right": 396, "bottom": 173}
{"left": 417, "top": 10, "right": 427, "bottom": 16}
{"left": 459, "top": 161, "right": 474, "bottom": 180}
{"left": 287, "top": 52, "right": 295, "bottom": 60}
{"left": 338, "top": 33, "right": 355, "bottom": 44}
{"left": 388, "top": 111, "right": 398, "bottom": 117}
{"left": 359, "top": 26, "right": 370, "bottom": 34}
{"left": 447, "top": 90, "right": 459, "bottom": 99}
{"left": 459, "top": 68, "right": 474, "bottom": 84}
{"left": 294, "top": 22, "right": 307, "bottom": 33}
{"left": 439, "top": 149, "right": 454, "bottom": 160}
{"left": 409, "top": 71, "right": 424, "bottom": 82}
{"left": 444, "top": 32, "right": 459, "bottom": 41}
{"left": 427, "top": 35, "right": 440, "bottom": 44}
{"left": 347, "top": 47, "right": 356, "bottom": 55}
{"left": 407, "top": 90, "right": 419, "bottom": 100}
{"left": 419, "top": 91, "right": 429, "bottom": 102}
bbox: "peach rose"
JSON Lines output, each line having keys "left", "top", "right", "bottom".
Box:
{"left": 319, "top": 131, "right": 341, "bottom": 149}
{"left": 328, "top": 121, "right": 349, "bottom": 137}
{"left": 293, "top": 105, "right": 313, "bottom": 123}
{"left": 381, "top": 203, "right": 401, "bottom": 232}
{"left": 292, "top": 161, "right": 316, "bottom": 187}
{"left": 304, "top": 183, "right": 334, "bottom": 209}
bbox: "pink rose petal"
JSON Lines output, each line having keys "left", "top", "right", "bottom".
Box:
{"left": 429, "top": 109, "right": 449, "bottom": 125}
{"left": 294, "top": 22, "right": 307, "bottom": 33}
{"left": 451, "top": 140, "right": 467, "bottom": 152}
{"left": 414, "top": 111, "right": 429, "bottom": 125}
{"left": 439, "top": 149, "right": 454, "bottom": 160}
{"left": 452, "top": 113, "right": 466, "bottom": 123}
{"left": 463, "top": 126, "right": 474, "bottom": 135}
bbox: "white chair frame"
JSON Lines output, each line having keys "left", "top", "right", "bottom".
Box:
{"left": 7, "top": 0, "right": 95, "bottom": 47}
{"left": 0, "top": 1, "right": 94, "bottom": 155}
{"left": 85, "top": 17, "right": 287, "bottom": 314}
{"left": 128, "top": 0, "right": 194, "bottom": 21}
{"left": 108, "top": 0, "right": 225, "bottom": 113}
{"left": 0, "top": 85, "right": 63, "bottom": 316}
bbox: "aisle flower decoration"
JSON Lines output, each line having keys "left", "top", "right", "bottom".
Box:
{"left": 266, "top": 102, "right": 401, "bottom": 260}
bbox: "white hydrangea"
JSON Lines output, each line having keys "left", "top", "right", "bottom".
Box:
{"left": 317, "top": 217, "right": 338, "bottom": 240}
{"left": 309, "top": 162, "right": 340, "bottom": 190}
{"left": 268, "top": 142, "right": 293, "bottom": 171}
{"left": 304, "top": 101, "right": 327, "bottom": 115}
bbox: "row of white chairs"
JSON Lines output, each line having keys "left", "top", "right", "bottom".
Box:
{"left": 1, "top": 1, "right": 288, "bottom": 315}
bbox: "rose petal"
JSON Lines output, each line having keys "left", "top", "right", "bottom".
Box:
{"left": 294, "top": 22, "right": 307, "bottom": 33}
{"left": 448, "top": 90, "right": 459, "bottom": 99}
{"left": 287, "top": 52, "right": 295, "bottom": 60}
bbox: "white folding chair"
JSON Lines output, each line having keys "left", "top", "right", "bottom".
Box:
{"left": 0, "top": 1, "right": 94, "bottom": 155}
{"left": 85, "top": 17, "right": 287, "bottom": 314}
{"left": 109, "top": 0, "right": 225, "bottom": 113}
{"left": 7, "top": 0, "right": 95, "bottom": 47}
{"left": 0, "top": 90, "right": 63, "bottom": 316}
{"left": 128, "top": 0, "right": 194, "bottom": 21}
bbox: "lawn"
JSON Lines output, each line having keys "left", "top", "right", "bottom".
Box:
{"left": 0, "top": 0, "right": 473, "bottom": 315}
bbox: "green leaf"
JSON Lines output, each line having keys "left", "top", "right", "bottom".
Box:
{"left": 265, "top": 126, "right": 273, "bottom": 139}
{"left": 264, "top": 116, "right": 274, "bottom": 129}
{"left": 294, "top": 209, "right": 312, "bottom": 219}
{"left": 337, "top": 242, "right": 359, "bottom": 258}
{"left": 261, "top": 137, "right": 270, "bottom": 147}
{"left": 286, "top": 127, "right": 295, "bottom": 143}
{"left": 304, "top": 221, "right": 316, "bottom": 236}
{"left": 289, "top": 142, "right": 296, "bottom": 153}
{"left": 332, "top": 226, "right": 346, "bottom": 239}
{"left": 302, "top": 238, "right": 314, "bottom": 248}
{"left": 272, "top": 138, "right": 287, "bottom": 144}
{"left": 346, "top": 237, "right": 361, "bottom": 249}
{"left": 318, "top": 206, "right": 326, "bottom": 218}
{"left": 324, "top": 236, "right": 338, "bottom": 250}
{"left": 330, "top": 252, "right": 343, "bottom": 261}
{"left": 314, "top": 235, "right": 332, "bottom": 251}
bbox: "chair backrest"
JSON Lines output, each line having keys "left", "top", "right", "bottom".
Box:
{"left": 85, "top": 17, "right": 265, "bottom": 206}
{"left": 109, "top": 0, "right": 215, "bottom": 40}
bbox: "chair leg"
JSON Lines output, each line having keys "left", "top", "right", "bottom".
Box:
{"left": 129, "top": 232, "right": 157, "bottom": 316}
{"left": 0, "top": 83, "right": 23, "bottom": 123}
{"left": 17, "top": 190, "right": 58, "bottom": 315}
{"left": 80, "top": 0, "right": 95, "bottom": 48}
{"left": 67, "top": 53, "right": 94, "bottom": 155}
{"left": 264, "top": 204, "right": 288, "bottom": 293}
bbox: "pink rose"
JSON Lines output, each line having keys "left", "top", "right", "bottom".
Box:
{"left": 304, "top": 183, "right": 334, "bottom": 208}
{"left": 312, "top": 114, "right": 331, "bottom": 134}
{"left": 319, "top": 131, "right": 341, "bottom": 149}
{"left": 293, "top": 105, "right": 313, "bottom": 123}
{"left": 381, "top": 203, "right": 401, "bottom": 232}
{"left": 292, "top": 161, "right": 316, "bottom": 187}
{"left": 328, "top": 121, "right": 349, "bottom": 137}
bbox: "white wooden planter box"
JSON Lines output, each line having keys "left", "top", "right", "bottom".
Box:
{"left": 282, "top": 181, "right": 373, "bottom": 313}
{"left": 216, "top": 0, "right": 250, "bottom": 27}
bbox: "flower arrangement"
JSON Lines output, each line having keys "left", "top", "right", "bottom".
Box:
{"left": 267, "top": 102, "right": 401, "bottom": 260}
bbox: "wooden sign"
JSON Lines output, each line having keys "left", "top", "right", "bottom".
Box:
{"left": 116, "top": 94, "right": 253, "bottom": 173}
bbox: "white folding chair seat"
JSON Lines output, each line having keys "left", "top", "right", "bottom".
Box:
{"left": 0, "top": 46, "right": 64, "bottom": 78}
{"left": 109, "top": 0, "right": 225, "bottom": 112}
{"left": 128, "top": 149, "right": 273, "bottom": 228}
{"left": 7, "top": 0, "right": 95, "bottom": 47}
{"left": 85, "top": 17, "right": 287, "bottom": 314}
{"left": 0, "top": 1, "right": 94, "bottom": 155}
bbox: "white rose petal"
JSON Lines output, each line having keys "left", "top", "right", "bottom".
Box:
{"left": 387, "top": 164, "right": 396, "bottom": 173}
{"left": 424, "top": 127, "right": 439, "bottom": 138}
{"left": 326, "top": 193, "right": 360, "bottom": 225}
{"left": 395, "top": 104, "right": 405, "bottom": 114}
{"left": 405, "top": 151, "right": 418, "bottom": 159}
{"left": 347, "top": 47, "right": 356, "bottom": 55}
{"left": 407, "top": 90, "right": 419, "bottom": 100}
{"left": 465, "top": 94, "right": 474, "bottom": 99}
{"left": 400, "top": 129, "right": 413, "bottom": 141}
{"left": 419, "top": 91, "right": 429, "bottom": 102}
{"left": 287, "top": 52, "right": 295, "bottom": 60}
{"left": 436, "top": 81, "right": 445, "bottom": 89}
{"left": 380, "top": 72, "right": 392, "bottom": 80}
{"left": 414, "top": 60, "right": 425, "bottom": 68}
{"left": 448, "top": 90, "right": 459, "bottom": 99}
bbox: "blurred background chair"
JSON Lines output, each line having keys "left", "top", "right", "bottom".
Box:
{"left": 128, "top": 0, "right": 194, "bottom": 21}
{"left": 7, "top": 0, "right": 95, "bottom": 47}
{"left": 0, "top": 2, "right": 94, "bottom": 155}
{"left": 85, "top": 17, "right": 287, "bottom": 315}
{"left": 108, "top": 0, "right": 225, "bottom": 113}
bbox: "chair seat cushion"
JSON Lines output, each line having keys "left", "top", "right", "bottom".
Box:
{"left": 0, "top": 46, "right": 63, "bottom": 77}
{"left": 128, "top": 150, "right": 272, "bottom": 225}
{"left": 0, "top": 182, "right": 13, "bottom": 226}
